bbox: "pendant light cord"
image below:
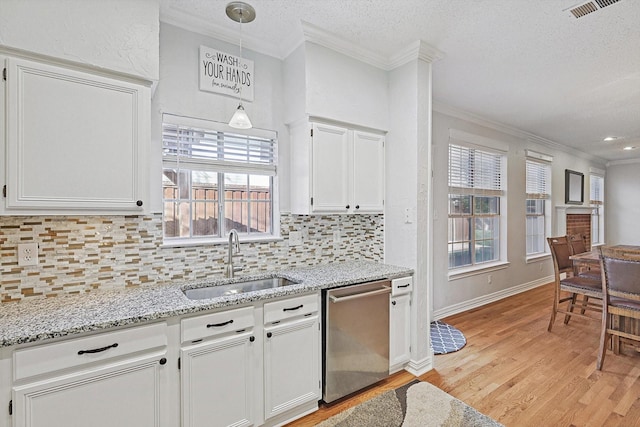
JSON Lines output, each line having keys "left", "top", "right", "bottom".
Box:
{"left": 238, "top": 12, "right": 243, "bottom": 107}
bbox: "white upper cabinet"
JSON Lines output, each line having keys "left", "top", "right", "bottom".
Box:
{"left": 290, "top": 120, "right": 385, "bottom": 215}
{"left": 1, "top": 56, "right": 150, "bottom": 214}
{"left": 311, "top": 123, "right": 350, "bottom": 213}
{"left": 352, "top": 130, "right": 385, "bottom": 213}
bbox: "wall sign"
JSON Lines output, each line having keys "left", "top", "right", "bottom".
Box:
{"left": 199, "top": 45, "right": 254, "bottom": 101}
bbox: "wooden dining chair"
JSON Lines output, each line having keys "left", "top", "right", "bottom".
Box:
{"left": 567, "top": 233, "right": 600, "bottom": 278}
{"left": 547, "top": 236, "right": 602, "bottom": 332}
{"left": 596, "top": 247, "right": 640, "bottom": 370}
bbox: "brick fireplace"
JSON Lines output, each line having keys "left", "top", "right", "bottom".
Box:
{"left": 555, "top": 206, "right": 593, "bottom": 248}
{"left": 566, "top": 213, "right": 591, "bottom": 249}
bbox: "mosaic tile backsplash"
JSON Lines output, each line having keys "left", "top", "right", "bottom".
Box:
{"left": 0, "top": 213, "right": 384, "bottom": 302}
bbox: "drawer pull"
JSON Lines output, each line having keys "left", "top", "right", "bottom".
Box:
{"left": 78, "top": 343, "right": 118, "bottom": 355}
{"left": 159, "top": 357, "right": 167, "bottom": 365}
{"left": 207, "top": 319, "right": 234, "bottom": 328}
{"left": 249, "top": 336, "right": 255, "bottom": 342}
{"left": 267, "top": 332, "right": 273, "bottom": 338}
{"left": 283, "top": 304, "right": 303, "bottom": 312}
{"left": 398, "top": 284, "right": 410, "bottom": 288}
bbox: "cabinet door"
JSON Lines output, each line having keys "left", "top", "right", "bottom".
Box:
{"left": 181, "top": 332, "right": 254, "bottom": 427}
{"left": 3, "top": 57, "right": 149, "bottom": 213}
{"left": 311, "top": 123, "right": 349, "bottom": 213}
{"left": 12, "top": 353, "right": 166, "bottom": 427}
{"left": 390, "top": 294, "right": 411, "bottom": 369}
{"left": 264, "top": 316, "right": 320, "bottom": 420}
{"left": 352, "top": 131, "right": 385, "bottom": 213}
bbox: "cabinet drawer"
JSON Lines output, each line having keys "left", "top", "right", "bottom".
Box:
{"left": 264, "top": 293, "right": 318, "bottom": 325}
{"left": 13, "top": 322, "right": 167, "bottom": 381}
{"left": 181, "top": 306, "right": 254, "bottom": 343}
{"left": 392, "top": 277, "right": 413, "bottom": 296}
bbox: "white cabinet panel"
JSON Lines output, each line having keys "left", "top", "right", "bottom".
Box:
{"left": 3, "top": 56, "right": 149, "bottom": 214}
{"left": 12, "top": 352, "right": 166, "bottom": 427}
{"left": 389, "top": 293, "right": 411, "bottom": 370}
{"left": 311, "top": 123, "right": 350, "bottom": 213}
{"left": 353, "top": 131, "right": 385, "bottom": 213}
{"left": 180, "top": 332, "right": 254, "bottom": 427}
{"left": 263, "top": 315, "right": 320, "bottom": 419}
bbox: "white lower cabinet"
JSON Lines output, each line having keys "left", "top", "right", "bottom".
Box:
{"left": 11, "top": 323, "right": 169, "bottom": 427}
{"left": 180, "top": 332, "right": 255, "bottom": 427}
{"left": 264, "top": 316, "right": 320, "bottom": 419}
{"left": 180, "top": 292, "right": 321, "bottom": 427}
{"left": 389, "top": 277, "right": 412, "bottom": 372}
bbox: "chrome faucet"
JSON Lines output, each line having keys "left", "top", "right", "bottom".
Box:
{"left": 225, "top": 229, "right": 242, "bottom": 278}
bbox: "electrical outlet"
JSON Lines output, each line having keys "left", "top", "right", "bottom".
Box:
{"left": 333, "top": 230, "right": 341, "bottom": 243}
{"left": 487, "top": 274, "right": 492, "bottom": 284}
{"left": 18, "top": 242, "right": 39, "bottom": 267}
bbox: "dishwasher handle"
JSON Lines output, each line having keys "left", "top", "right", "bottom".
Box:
{"left": 329, "top": 285, "right": 391, "bottom": 303}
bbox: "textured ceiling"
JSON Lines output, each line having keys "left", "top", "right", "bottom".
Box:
{"left": 160, "top": 0, "right": 640, "bottom": 162}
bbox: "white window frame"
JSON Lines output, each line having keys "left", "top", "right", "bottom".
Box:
{"left": 590, "top": 171, "right": 605, "bottom": 246}
{"left": 161, "top": 114, "right": 280, "bottom": 246}
{"left": 525, "top": 150, "right": 553, "bottom": 260}
{"left": 447, "top": 133, "right": 508, "bottom": 276}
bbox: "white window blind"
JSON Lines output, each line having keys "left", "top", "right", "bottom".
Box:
{"left": 448, "top": 144, "right": 503, "bottom": 196}
{"left": 162, "top": 114, "right": 277, "bottom": 175}
{"left": 590, "top": 175, "right": 604, "bottom": 204}
{"left": 525, "top": 159, "right": 551, "bottom": 199}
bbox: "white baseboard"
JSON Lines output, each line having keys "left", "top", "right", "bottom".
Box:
{"left": 405, "top": 355, "right": 433, "bottom": 377}
{"left": 433, "top": 275, "right": 553, "bottom": 320}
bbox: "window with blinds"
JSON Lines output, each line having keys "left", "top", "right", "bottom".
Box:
{"left": 590, "top": 174, "right": 604, "bottom": 245}
{"left": 162, "top": 114, "right": 277, "bottom": 242}
{"left": 448, "top": 143, "right": 505, "bottom": 269}
{"left": 448, "top": 144, "right": 503, "bottom": 195}
{"left": 525, "top": 156, "right": 552, "bottom": 256}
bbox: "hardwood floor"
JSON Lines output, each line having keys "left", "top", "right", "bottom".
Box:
{"left": 287, "top": 283, "right": 640, "bottom": 426}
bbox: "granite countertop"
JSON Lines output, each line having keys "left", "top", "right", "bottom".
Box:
{"left": 0, "top": 260, "right": 412, "bottom": 348}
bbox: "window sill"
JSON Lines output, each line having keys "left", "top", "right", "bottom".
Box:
{"left": 526, "top": 253, "right": 550, "bottom": 263}
{"left": 448, "top": 261, "right": 510, "bottom": 281}
{"left": 161, "top": 234, "right": 283, "bottom": 249}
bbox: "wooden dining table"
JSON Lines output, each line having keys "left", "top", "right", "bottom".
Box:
{"left": 569, "top": 244, "right": 640, "bottom": 266}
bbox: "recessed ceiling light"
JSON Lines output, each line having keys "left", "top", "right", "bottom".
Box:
{"left": 623, "top": 146, "right": 636, "bottom": 151}
{"left": 604, "top": 136, "right": 617, "bottom": 141}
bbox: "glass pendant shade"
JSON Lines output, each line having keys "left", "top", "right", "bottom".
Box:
{"left": 228, "top": 104, "right": 252, "bottom": 129}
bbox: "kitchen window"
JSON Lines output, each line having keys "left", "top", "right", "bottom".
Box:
{"left": 590, "top": 173, "right": 604, "bottom": 245}
{"left": 525, "top": 151, "right": 552, "bottom": 257}
{"left": 448, "top": 143, "right": 506, "bottom": 269}
{"left": 162, "top": 114, "right": 277, "bottom": 244}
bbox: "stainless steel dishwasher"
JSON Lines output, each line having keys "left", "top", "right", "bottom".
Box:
{"left": 323, "top": 280, "right": 391, "bottom": 403}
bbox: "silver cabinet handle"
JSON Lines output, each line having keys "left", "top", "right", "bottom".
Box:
{"left": 329, "top": 286, "right": 391, "bottom": 303}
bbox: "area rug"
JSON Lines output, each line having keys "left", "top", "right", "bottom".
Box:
{"left": 430, "top": 320, "right": 467, "bottom": 354}
{"left": 317, "top": 380, "right": 503, "bottom": 427}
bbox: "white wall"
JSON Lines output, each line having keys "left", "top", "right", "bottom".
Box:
{"left": 605, "top": 161, "right": 640, "bottom": 244}
{"left": 0, "top": 0, "right": 159, "bottom": 81}
{"left": 282, "top": 44, "right": 307, "bottom": 126}
{"left": 152, "top": 23, "right": 289, "bottom": 212}
{"left": 432, "top": 108, "right": 607, "bottom": 315}
{"left": 303, "top": 42, "right": 389, "bottom": 130}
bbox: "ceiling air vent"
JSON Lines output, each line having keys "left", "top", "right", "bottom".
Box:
{"left": 567, "top": 0, "right": 621, "bottom": 18}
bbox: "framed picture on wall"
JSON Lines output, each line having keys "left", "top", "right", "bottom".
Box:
{"left": 565, "top": 169, "right": 584, "bottom": 204}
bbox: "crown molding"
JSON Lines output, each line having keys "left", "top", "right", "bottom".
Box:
{"left": 607, "top": 158, "right": 640, "bottom": 166}
{"left": 160, "top": 7, "right": 283, "bottom": 59}
{"left": 388, "top": 40, "right": 445, "bottom": 69}
{"left": 433, "top": 100, "right": 608, "bottom": 165}
{"left": 300, "top": 21, "right": 389, "bottom": 69}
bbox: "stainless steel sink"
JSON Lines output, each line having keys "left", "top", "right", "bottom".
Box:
{"left": 183, "top": 277, "right": 299, "bottom": 300}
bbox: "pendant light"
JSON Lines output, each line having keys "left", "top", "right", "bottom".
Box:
{"left": 226, "top": 1, "right": 255, "bottom": 129}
